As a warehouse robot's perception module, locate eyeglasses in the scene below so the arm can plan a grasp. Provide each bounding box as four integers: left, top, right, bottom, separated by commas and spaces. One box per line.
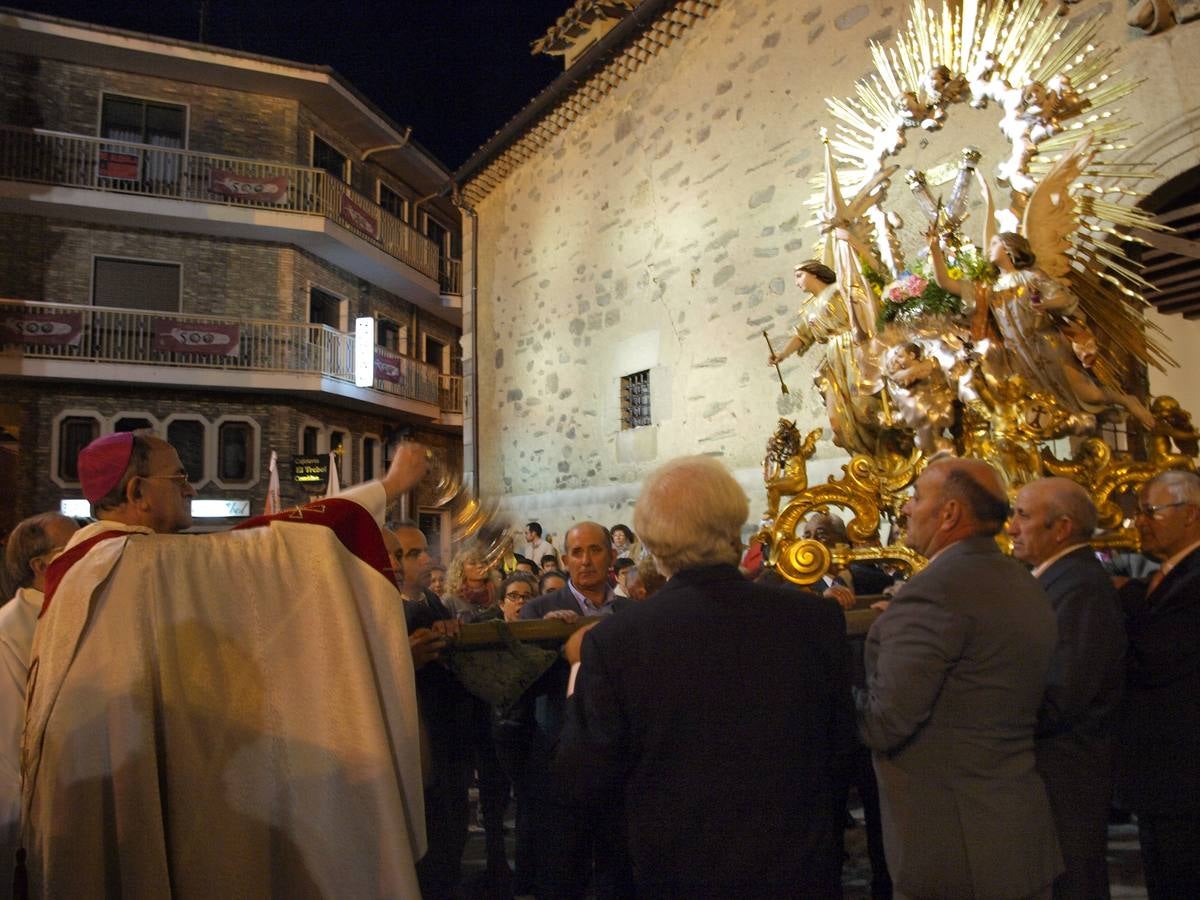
142, 473, 191, 487
1135, 500, 1192, 518
503, 591, 532, 601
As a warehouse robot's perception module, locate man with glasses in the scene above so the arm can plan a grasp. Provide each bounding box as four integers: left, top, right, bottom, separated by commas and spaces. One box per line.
1117, 469, 1200, 899
24, 430, 430, 898
1009, 477, 1126, 900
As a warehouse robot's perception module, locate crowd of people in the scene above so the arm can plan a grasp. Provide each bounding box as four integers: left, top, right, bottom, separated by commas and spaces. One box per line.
0, 432, 1198, 899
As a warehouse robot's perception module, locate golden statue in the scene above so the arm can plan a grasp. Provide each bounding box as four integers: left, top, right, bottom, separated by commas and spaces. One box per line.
762, 0, 1197, 585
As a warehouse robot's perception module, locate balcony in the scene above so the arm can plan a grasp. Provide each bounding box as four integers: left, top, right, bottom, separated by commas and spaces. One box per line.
0, 126, 458, 319
0, 299, 462, 422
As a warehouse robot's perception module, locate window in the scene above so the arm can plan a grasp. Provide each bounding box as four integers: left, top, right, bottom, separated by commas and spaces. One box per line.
309, 287, 343, 330
424, 215, 449, 263
302, 426, 320, 456
621, 370, 652, 429
101, 94, 186, 147
362, 437, 378, 481
113, 416, 154, 434
312, 135, 347, 182
424, 336, 446, 373
330, 430, 346, 478
93, 258, 181, 312
378, 184, 408, 222
168, 419, 206, 482
58, 417, 99, 481
377, 317, 405, 353
218, 421, 253, 482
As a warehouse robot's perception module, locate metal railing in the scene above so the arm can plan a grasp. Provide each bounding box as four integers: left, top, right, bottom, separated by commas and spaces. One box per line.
440, 257, 463, 296
1, 299, 443, 408
0, 125, 441, 281
439, 374, 464, 414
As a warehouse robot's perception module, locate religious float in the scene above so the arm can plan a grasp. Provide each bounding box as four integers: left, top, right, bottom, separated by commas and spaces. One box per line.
759, 0, 1199, 585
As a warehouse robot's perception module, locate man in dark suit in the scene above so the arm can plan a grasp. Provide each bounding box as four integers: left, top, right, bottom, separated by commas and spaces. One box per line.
1117, 469, 1200, 900
553, 455, 855, 896
511, 521, 630, 897
1009, 478, 1126, 900
857, 458, 1063, 900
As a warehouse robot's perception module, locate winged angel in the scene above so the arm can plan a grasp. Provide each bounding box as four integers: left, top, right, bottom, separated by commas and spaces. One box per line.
925, 135, 1156, 432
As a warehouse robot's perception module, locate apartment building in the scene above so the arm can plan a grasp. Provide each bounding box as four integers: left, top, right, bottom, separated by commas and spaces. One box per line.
0, 9, 465, 551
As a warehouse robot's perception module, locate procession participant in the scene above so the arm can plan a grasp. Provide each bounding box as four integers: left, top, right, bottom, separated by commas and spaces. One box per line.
857, 457, 1062, 900
1008, 477, 1125, 900
554, 456, 854, 896
0, 513, 78, 895
1116, 469, 1200, 899
22, 431, 428, 898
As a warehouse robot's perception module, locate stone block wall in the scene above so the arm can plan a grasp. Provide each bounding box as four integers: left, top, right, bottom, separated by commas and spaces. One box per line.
469, 0, 1200, 541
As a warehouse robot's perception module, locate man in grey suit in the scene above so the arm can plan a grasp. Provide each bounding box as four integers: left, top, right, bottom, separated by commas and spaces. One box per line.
1009, 478, 1126, 900
857, 457, 1062, 900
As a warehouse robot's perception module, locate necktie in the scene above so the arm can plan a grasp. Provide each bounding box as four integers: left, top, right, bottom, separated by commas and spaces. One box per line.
1146, 564, 1170, 597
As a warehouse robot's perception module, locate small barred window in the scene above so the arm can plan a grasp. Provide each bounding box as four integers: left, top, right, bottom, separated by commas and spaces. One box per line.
621, 371, 651, 429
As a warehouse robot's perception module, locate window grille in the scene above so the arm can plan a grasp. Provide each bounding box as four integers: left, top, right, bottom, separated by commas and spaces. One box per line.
621, 370, 652, 429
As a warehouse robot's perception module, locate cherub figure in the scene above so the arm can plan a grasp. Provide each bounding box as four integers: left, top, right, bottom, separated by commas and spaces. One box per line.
1148, 395, 1200, 461
883, 342, 956, 453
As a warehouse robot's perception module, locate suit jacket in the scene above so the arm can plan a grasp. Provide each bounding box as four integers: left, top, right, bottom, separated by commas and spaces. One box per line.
553, 564, 854, 896
857, 535, 1062, 900
520, 583, 632, 621
1035, 547, 1125, 761
1116, 546, 1200, 816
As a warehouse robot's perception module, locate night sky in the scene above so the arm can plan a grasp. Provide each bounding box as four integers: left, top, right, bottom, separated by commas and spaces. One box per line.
13, 0, 572, 170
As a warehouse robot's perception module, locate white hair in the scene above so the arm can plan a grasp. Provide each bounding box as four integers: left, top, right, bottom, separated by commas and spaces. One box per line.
1147, 469, 1200, 506
633, 455, 749, 577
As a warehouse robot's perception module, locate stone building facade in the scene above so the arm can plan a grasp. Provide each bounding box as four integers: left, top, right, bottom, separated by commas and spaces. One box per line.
0, 11, 465, 555
459, 0, 1200, 541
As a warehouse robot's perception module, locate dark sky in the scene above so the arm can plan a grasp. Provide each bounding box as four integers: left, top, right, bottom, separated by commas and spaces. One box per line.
15, 0, 570, 170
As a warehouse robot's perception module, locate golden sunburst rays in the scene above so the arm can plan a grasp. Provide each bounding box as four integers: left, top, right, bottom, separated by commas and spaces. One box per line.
819, 0, 1142, 203
807, 0, 1172, 373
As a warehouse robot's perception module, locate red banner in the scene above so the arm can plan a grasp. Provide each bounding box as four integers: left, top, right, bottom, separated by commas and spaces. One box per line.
373, 350, 402, 385
98, 149, 139, 180
153, 320, 240, 356
209, 168, 290, 205
0, 311, 83, 346
340, 193, 379, 239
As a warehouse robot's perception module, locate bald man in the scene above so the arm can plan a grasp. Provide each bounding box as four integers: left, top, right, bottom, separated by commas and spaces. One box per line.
857, 458, 1062, 900
1009, 478, 1125, 900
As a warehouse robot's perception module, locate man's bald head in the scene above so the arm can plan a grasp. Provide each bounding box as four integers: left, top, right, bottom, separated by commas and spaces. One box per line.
934, 458, 1010, 535
903, 457, 1010, 558
1009, 477, 1097, 566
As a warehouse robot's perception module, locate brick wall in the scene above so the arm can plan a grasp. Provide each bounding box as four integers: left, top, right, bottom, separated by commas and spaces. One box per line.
0, 51, 299, 162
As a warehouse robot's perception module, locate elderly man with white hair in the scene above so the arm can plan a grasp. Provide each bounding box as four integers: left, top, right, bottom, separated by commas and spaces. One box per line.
1116, 469, 1200, 899
553, 455, 854, 896
1008, 477, 1126, 900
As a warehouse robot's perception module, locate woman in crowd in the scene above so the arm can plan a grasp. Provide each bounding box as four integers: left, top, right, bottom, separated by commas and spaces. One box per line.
611, 523, 638, 560
443, 542, 500, 622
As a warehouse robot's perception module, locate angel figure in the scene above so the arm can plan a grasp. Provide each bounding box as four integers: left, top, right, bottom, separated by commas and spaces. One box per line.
925, 135, 1155, 432
767, 260, 882, 455
883, 342, 956, 453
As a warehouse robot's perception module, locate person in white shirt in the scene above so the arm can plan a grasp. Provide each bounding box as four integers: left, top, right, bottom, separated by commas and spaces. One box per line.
522, 521, 555, 564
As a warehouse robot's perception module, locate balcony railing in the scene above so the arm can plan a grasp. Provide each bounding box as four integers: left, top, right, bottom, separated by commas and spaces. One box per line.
440, 257, 462, 296
0, 125, 441, 281
1, 299, 450, 410
439, 374, 464, 414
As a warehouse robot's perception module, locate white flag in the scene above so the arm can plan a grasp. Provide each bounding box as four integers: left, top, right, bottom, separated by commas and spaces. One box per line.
325, 450, 341, 497
264, 450, 281, 515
